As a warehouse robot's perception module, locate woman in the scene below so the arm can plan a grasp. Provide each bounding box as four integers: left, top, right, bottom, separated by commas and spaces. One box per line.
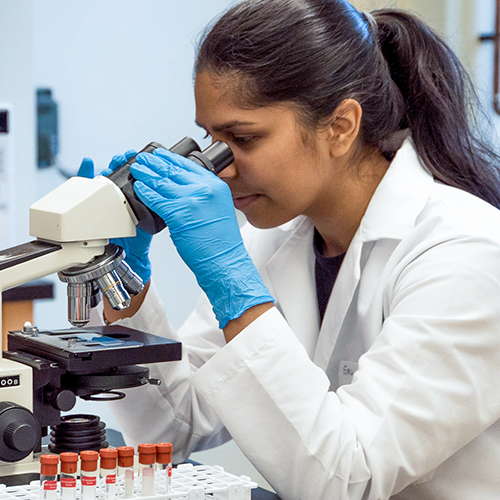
88, 0, 500, 498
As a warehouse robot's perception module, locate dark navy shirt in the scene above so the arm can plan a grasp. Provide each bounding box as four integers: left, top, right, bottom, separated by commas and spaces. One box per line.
313, 229, 345, 323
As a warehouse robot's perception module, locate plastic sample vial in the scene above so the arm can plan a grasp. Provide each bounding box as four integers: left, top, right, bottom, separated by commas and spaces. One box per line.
155, 443, 173, 493
80, 450, 99, 500
40, 454, 59, 500
100, 448, 118, 500
117, 446, 135, 499
60, 452, 78, 500
138, 444, 156, 496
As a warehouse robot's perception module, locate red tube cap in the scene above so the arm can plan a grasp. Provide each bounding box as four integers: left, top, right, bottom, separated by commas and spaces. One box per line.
80, 450, 99, 472
40, 454, 59, 476
100, 448, 118, 470
138, 443, 156, 465
117, 446, 135, 468
60, 452, 78, 474
156, 443, 172, 464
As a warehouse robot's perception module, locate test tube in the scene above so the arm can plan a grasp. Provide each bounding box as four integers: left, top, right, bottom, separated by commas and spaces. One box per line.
117, 446, 135, 499
155, 443, 173, 494
138, 444, 156, 496
100, 448, 118, 500
60, 453, 78, 500
80, 451, 99, 500
40, 454, 59, 500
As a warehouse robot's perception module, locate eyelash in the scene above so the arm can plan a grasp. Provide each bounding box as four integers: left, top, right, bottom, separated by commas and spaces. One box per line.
204, 132, 256, 147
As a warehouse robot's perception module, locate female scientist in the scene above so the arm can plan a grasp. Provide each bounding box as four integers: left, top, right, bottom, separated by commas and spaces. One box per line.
85, 0, 500, 498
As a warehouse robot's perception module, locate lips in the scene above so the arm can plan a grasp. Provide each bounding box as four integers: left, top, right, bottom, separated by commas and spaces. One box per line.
232, 194, 261, 210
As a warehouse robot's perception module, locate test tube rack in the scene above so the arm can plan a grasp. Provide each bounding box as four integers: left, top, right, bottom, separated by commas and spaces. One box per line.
0, 464, 258, 500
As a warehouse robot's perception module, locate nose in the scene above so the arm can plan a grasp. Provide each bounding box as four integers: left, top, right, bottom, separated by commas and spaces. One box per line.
217, 160, 237, 180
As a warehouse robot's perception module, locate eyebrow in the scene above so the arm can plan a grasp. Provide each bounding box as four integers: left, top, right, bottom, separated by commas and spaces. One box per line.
195, 120, 257, 133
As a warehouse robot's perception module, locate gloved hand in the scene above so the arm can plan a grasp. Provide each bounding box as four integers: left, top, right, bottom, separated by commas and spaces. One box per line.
130, 148, 274, 329
77, 151, 153, 284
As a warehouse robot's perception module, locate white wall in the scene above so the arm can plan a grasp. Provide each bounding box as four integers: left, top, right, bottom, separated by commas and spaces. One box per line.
0, 0, 37, 246
470, 0, 499, 127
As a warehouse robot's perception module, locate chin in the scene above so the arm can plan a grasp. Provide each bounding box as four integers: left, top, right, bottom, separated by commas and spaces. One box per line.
245, 212, 296, 230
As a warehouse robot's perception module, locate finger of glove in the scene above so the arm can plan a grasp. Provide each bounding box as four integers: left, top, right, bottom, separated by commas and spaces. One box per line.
134, 152, 202, 187
124, 149, 137, 160
131, 162, 198, 200
133, 180, 178, 222
78, 158, 95, 178
100, 149, 138, 177
153, 147, 213, 177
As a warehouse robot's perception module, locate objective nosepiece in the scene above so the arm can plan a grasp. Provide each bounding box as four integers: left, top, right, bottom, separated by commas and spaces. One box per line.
59, 244, 135, 325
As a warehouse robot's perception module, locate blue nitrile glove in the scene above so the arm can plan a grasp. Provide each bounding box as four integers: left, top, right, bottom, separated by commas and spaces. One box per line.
130, 148, 274, 329
77, 151, 153, 284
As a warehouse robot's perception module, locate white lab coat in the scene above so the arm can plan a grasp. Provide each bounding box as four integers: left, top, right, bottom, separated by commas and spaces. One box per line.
107, 139, 500, 499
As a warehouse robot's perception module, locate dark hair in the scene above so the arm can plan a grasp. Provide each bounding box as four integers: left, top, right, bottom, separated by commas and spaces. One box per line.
195, 0, 500, 208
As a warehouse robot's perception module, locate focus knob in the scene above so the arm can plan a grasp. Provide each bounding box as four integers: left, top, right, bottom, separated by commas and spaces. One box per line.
4, 421, 38, 452
0, 401, 40, 462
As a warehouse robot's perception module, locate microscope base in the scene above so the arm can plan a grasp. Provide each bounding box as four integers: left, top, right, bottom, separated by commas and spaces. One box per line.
0, 453, 41, 486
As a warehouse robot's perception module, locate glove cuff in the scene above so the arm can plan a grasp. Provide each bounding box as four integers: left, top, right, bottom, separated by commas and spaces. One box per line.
197, 252, 274, 329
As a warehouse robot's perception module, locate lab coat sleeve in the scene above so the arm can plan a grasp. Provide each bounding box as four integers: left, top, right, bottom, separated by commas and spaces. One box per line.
191, 234, 500, 499
105, 281, 231, 463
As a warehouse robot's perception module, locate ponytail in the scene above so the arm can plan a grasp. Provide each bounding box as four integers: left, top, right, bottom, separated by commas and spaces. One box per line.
373, 9, 500, 208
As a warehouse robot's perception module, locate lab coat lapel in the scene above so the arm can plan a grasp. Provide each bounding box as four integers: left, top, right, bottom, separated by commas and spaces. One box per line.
313, 232, 363, 370
314, 138, 435, 372
266, 218, 320, 357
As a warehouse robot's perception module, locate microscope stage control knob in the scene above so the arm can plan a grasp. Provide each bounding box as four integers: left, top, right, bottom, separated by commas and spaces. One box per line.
47, 388, 77, 412
0, 401, 40, 462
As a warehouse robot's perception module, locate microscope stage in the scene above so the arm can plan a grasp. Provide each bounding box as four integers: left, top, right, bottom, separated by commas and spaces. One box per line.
6, 325, 181, 373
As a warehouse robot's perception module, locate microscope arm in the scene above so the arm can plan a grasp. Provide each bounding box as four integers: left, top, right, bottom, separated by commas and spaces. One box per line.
0, 240, 108, 296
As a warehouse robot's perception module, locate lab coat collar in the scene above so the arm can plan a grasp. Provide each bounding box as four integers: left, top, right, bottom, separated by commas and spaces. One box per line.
358, 137, 434, 242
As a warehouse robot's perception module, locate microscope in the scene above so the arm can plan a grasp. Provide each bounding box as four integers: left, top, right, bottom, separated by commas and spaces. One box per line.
0, 138, 233, 483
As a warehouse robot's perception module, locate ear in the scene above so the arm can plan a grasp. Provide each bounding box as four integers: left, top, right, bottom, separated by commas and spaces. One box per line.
325, 99, 362, 157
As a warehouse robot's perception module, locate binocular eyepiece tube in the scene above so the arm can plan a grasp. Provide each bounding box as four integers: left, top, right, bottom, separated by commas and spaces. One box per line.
108, 136, 234, 235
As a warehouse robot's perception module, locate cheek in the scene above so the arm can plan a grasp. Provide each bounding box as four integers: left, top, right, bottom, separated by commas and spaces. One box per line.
233, 136, 325, 217
265, 153, 322, 203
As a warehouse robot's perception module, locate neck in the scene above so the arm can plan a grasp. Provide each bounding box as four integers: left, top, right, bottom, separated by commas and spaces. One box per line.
311, 149, 389, 258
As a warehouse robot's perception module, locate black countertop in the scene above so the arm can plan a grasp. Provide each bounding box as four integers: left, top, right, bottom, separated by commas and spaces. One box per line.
2, 279, 54, 302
